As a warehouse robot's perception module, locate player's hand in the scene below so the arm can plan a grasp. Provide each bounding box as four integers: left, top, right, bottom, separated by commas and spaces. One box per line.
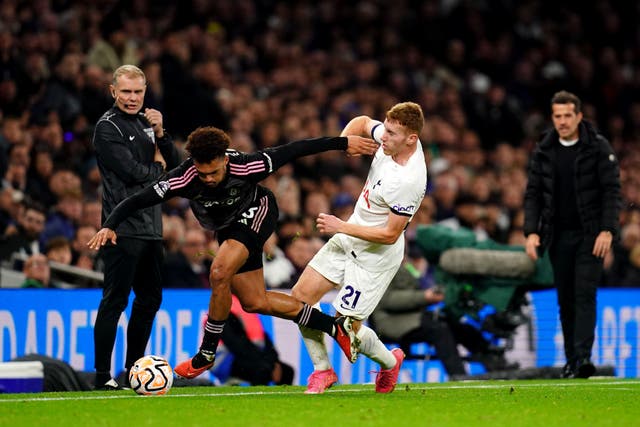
424, 288, 445, 304
87, 228, 118, 250
144, 108, 164, 138
316, 213, 343, 235
593, 230, 613, 258
525, 233, 540, 261
345, 135, 378, 157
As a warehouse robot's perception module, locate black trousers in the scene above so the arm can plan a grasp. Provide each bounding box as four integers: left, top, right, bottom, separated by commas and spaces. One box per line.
402, 312, 467, 376
94, 238, 164, 378
549, 229, 602, 363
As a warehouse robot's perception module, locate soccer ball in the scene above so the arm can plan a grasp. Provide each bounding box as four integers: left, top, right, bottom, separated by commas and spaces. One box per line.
129, 355, 174, 396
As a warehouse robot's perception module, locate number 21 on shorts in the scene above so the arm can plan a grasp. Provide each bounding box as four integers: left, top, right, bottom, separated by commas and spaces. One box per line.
340, 285, 361, 310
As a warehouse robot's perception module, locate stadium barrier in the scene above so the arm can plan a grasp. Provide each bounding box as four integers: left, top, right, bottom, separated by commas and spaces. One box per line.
0, 288, 638, 385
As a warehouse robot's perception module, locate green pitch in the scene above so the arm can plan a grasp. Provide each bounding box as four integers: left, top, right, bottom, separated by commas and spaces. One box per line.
1, 379, 639, 427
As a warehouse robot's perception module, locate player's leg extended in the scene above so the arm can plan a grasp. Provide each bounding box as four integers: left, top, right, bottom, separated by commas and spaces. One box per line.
175, 239, 248, 379
335, 264, 404, 393
292, 267, 338, 363
232, 267, 340, 342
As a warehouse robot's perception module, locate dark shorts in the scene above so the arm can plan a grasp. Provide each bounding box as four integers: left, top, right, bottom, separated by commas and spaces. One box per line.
216, 192, 278, 273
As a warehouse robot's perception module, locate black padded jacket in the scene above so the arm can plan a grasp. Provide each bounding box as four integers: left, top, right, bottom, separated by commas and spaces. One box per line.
92, 105, 181, 239
523, 120, 621, 251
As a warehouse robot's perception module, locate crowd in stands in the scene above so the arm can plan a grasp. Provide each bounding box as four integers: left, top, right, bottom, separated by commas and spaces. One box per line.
1, 0, 639, 289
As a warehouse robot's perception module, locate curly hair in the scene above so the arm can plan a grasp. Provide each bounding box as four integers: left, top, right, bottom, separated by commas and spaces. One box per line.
185, 126, 230, 163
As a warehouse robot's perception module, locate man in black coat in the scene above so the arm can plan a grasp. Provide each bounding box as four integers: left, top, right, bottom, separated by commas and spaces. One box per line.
523, 90, 621, 379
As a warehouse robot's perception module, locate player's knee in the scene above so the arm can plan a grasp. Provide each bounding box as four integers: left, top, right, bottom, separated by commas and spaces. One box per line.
290, 284, 311, 303
239, 297, 269, 314
209, 263, 233, 287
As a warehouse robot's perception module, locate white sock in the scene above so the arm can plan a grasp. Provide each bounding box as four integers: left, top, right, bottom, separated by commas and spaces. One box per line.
357, 325, 396, 369
299, 325, 332, 371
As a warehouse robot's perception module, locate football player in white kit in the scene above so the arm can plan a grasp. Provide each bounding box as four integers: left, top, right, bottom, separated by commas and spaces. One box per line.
291, 102, 427, 393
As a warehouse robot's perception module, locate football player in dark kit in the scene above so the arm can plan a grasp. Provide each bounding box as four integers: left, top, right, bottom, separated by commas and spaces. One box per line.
88, 126, 378, 379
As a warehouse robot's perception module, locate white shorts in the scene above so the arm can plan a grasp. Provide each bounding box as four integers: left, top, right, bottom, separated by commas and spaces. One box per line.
308, 236, 401, 320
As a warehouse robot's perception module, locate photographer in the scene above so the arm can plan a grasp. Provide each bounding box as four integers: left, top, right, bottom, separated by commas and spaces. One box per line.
370, 263, 468, 377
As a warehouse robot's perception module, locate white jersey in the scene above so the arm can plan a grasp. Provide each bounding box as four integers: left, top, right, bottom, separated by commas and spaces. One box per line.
337, 120, 427, 270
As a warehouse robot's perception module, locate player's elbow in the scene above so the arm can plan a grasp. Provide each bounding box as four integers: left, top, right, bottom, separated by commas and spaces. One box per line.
380, 231, 402, 245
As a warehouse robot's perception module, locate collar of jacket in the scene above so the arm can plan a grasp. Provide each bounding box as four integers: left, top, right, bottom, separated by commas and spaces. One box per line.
111, 104, 142, 120
538, 120, 599, 149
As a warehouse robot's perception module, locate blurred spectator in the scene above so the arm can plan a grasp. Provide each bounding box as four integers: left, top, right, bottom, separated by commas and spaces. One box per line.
80, 200, 103, 231
21, 253, 52, 289
45, 236, 72, 265
162, 228, 211, 289
0, 199, 46, 262
80, 65, 113, 125
370, 265, 469, 377
603, 222, 640, 286
618, 244, 640, 287
432, 171, 459, 221
162, 214, 186, 255
0, 185, 21, 235
281, 235, 323, 289
30, 53, 84, 129
71, 225, 100, 272
331, 192, 355, 221
86, 27, 139, 73
276, 215, 306, 242
263, 233, 296, 290
25, 148, 56, 209
47, 169, 82, 203
40, 189, 83, 247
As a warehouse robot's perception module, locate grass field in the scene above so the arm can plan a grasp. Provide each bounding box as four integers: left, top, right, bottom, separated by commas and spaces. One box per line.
1, 379, 639, 427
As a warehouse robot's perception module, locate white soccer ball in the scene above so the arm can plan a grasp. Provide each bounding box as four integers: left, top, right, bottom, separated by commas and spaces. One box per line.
129, 355, 174, 396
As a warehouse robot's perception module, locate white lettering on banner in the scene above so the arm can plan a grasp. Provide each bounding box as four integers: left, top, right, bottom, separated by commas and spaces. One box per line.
197, 310, 207, 350
554, 319, 564, 367
0, 310, 17, 360
176, 309, 192, 363
601, 307, 617, 367
25, 311, 37, 355
617, 306, 640, 377
153, 310, 171, 360
112, 315, 128, 375
46, 311, 64, 360
618, 307, 630, 375
70, 311, 87, 370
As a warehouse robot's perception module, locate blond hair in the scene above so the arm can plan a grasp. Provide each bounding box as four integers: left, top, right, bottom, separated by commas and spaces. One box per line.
112, 64, 146, 86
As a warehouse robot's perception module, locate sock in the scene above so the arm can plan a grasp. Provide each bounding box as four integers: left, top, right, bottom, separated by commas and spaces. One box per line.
294, 303, 335, 335
192, 318, 225, 368
357, 325, 396, 369
299, 325, 332, 371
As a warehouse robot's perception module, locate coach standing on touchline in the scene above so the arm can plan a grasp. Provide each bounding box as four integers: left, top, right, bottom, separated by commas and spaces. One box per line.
92, 64, 181, 390
523, 90, 621, 379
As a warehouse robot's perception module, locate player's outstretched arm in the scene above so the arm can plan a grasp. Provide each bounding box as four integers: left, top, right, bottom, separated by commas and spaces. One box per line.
344, 135, 378, 157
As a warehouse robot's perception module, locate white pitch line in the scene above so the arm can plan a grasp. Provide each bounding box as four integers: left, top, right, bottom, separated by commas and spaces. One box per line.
1, 380, 639, 403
